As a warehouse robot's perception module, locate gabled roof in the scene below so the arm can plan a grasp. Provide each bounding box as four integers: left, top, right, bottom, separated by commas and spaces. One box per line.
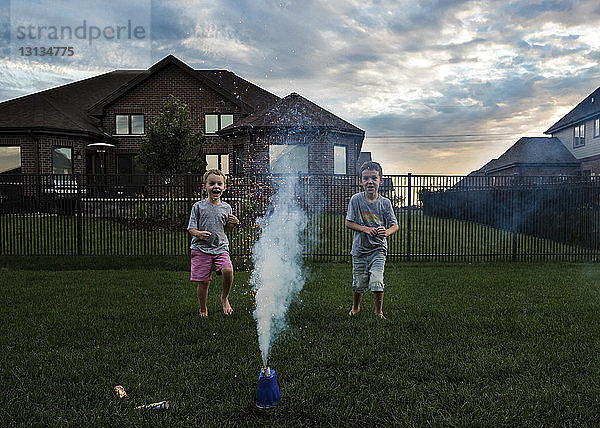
545, 86, 600, 134
88, 55, 275, 116
0, 55, 279, 139
470, 137, 579, 175
196, 70, 279, 113
0, 70, 138, 139
219, 92, 364, 136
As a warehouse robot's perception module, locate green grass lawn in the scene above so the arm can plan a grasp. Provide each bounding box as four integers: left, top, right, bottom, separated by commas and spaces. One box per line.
2, 262, 600, 426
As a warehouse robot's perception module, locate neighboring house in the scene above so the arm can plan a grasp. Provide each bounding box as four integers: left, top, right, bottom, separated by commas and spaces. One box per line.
0, 55, 364, 183
545, 86, 600, 174
468, 137, 581, 177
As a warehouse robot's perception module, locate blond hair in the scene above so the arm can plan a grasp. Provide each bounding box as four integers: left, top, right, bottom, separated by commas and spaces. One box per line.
203, 169, 226, 184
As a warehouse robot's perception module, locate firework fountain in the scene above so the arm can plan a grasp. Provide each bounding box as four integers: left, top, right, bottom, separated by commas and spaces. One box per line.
251, 147, 308, 408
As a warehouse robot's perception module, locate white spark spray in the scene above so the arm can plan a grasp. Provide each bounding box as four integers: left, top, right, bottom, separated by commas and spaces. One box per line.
251, 153, 308, 364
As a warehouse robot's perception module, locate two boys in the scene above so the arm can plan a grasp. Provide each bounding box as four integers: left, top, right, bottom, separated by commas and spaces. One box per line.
188, 161, 397, 319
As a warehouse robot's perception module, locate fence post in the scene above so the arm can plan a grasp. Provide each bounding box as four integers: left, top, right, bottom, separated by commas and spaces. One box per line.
511, 179, 518, 261
76, 173, 82, 255
407, 173, 412, 261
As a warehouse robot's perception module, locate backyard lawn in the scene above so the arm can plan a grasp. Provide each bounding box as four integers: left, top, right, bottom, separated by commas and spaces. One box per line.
2, 261, 600, 426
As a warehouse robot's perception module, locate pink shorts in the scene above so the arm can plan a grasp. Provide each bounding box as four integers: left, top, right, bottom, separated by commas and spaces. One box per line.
190, 250, 233, 282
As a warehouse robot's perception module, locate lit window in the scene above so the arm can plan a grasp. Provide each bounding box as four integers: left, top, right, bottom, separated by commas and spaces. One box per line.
269, 144, 308, 173
116, 115, 129, 134
0, 146, 21, 174
206, 154, 229, 174
115, 114, 144, 135
205, 115, 219, 134
595, 118, 599, 138
52, 147, 72, 174
205, 114, 234, 134
574, 124, 585, 148
221, 114, 233, 129
334, 145, 347, 174
131, 115, 144, 134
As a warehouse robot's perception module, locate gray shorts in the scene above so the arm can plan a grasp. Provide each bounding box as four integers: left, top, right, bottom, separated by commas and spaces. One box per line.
352, 252, 386, 293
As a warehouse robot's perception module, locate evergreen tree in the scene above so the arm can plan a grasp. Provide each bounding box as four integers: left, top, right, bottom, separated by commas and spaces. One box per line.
137, 95, 205, 175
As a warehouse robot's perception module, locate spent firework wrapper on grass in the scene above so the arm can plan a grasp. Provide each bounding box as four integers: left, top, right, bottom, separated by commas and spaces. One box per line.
113, 385, 128, 399
256, 367, 280, 409
135, 401, 170, 410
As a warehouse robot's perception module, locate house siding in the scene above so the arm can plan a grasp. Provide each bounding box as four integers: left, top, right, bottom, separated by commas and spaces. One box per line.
554, 116, 600, 160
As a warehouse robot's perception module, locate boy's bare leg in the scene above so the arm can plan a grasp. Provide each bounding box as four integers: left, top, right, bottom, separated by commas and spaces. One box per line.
350, 292, 363, 315
220, 268, 234, 315
373, 291, 385, 318
196, 281, 210, 316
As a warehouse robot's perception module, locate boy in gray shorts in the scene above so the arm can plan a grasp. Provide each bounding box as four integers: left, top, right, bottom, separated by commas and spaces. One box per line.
345, 161, 399, 319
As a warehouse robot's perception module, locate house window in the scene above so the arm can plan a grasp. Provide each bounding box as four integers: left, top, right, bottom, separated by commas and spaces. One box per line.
0, 146, 21, 174
233, 145, 244, 175
334, 145, 347, 175
52, 147, 72, 174
269, 144, 308, 174
115, 114, 144, 135
574, 124, 585, 148
206, 154, 229, 174
595, 118, 599, 138
205, 114, 234, 134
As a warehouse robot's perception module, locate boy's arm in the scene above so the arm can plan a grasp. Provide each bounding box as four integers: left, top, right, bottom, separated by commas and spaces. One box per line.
224, 214, 239, 233
381, 199, 399, 237
345, 219, 379, 237
384, 224, 399, 237
188, 228, 211, 240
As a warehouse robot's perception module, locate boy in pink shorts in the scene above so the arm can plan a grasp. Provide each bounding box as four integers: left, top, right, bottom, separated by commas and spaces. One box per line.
188, 169, 239, 316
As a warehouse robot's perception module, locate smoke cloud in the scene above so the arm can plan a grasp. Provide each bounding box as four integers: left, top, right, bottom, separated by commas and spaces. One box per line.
251, 153, 308, 364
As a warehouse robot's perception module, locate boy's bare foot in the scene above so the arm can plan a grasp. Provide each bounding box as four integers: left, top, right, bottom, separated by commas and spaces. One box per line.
199, 309, 208, 317
222, 298, 233, 315
376, 312, 386, 319
349, 308, 360, 316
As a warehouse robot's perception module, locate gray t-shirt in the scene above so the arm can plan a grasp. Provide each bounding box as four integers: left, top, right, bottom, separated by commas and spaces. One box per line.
346, 192, 398, 256
187, 200, 232, 254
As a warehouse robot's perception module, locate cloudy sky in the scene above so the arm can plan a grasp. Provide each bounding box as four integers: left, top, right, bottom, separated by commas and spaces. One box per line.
1, 0, 600, 174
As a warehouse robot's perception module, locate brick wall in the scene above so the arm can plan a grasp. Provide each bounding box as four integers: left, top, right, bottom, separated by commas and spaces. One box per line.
102, 63, 242, 174
0, 134, 87, 175
235, 128, 360, 175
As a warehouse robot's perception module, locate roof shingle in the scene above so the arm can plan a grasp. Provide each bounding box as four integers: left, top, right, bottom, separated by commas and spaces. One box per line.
546, 86, 600, 134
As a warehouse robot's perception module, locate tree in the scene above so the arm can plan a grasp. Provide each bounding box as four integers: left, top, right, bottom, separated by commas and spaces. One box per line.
136, 95, 206, 175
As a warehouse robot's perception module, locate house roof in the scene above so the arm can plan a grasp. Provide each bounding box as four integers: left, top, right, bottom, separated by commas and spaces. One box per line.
0, 55, 279, 139
87, 55, 278, 116
470, 137, 580, 175
545, 85, 600, 134
219, 92, 364, 136
196, 70, 279, 113
0, 70, 139, 139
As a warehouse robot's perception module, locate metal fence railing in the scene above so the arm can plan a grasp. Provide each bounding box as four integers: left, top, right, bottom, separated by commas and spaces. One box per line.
1, 173, 599, 262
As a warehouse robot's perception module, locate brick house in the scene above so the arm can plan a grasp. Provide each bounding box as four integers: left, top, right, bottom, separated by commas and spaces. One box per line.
544, 85, 600, 175
468, 86, 600, 177
0, 55, 364, 182
468, 137, 581, 177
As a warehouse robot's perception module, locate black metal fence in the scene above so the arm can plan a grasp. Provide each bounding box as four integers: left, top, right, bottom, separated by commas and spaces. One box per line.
1, 173, 599, 262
